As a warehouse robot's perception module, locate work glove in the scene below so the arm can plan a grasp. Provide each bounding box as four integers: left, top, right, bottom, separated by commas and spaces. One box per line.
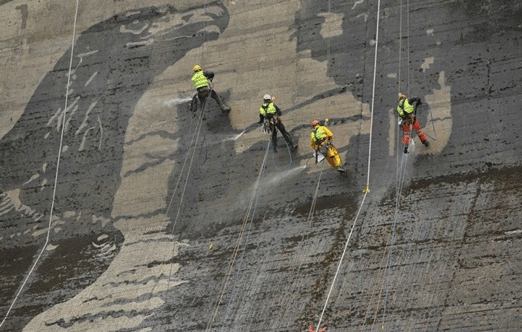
397, 117, 402, 126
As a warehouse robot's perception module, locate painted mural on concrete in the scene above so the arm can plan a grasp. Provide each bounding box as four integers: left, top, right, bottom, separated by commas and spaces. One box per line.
0, 3, 229, 331
1, 0, 522, 331
293, 0, 522, 161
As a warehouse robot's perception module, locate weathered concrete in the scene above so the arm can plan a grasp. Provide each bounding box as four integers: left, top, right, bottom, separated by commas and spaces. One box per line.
1, 0, 522, 331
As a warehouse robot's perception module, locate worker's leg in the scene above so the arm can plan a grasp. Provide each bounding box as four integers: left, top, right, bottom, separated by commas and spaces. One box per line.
412, 119, 428, 144
190, 93, 198, 112
402, 123, 411, 146
402, 123, 411, 153
276, 122, 296, 148
210, 90, 231, 112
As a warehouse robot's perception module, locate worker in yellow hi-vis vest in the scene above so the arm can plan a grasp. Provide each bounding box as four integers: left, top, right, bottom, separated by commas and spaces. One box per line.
258, 94, 297, 152
310, 119, 345, 173
190, 64, 230, 113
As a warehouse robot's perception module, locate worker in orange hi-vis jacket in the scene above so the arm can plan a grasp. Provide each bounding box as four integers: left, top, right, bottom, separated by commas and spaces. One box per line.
396, 92, 429, 154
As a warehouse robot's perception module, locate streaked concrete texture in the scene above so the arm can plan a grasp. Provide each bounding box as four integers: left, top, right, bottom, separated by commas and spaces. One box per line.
1, 0, 521, 331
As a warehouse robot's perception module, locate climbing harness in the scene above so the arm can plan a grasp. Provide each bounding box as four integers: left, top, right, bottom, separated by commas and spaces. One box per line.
192, 81, 214, 121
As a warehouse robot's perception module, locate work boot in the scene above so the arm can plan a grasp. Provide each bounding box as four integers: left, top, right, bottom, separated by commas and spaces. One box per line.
221, 105, 231, 113
422, 140, 430, 147
336, 166, 346, 174
404, 146, 408, 154
217, 99, 230, 113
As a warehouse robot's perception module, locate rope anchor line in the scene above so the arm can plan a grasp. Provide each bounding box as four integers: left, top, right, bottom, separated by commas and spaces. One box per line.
312, 0, 381, 329
0, 0, 81, 328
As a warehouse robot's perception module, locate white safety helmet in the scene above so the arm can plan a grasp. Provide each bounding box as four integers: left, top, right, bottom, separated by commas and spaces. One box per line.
263, 94, 272, 101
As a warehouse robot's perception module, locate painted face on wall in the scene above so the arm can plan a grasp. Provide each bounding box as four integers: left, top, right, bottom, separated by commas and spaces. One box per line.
0, 3, 230, 331
0, 2, 230, 248
293, 0, 522, 158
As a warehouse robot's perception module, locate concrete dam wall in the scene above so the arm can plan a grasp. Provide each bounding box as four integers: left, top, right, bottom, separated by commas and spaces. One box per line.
1, 0, 521, 331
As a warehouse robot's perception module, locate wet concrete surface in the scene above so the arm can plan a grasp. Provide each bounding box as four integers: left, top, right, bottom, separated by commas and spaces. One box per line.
1, 0, 522, 331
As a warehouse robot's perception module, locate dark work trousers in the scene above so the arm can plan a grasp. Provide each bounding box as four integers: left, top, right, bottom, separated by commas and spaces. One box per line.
271, 120, 294, 151
191, 86, 229, 112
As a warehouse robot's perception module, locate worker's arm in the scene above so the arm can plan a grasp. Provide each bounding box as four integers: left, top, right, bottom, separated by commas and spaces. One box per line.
203, 70, 215, 81
310, 138, 318, 150
409, 97, 422, 106
323, 126, 334, 141
274, 104, 282, 116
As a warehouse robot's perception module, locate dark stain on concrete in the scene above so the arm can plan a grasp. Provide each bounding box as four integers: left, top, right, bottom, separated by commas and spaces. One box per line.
15, 4, 28, 30
0, 232, 122, 331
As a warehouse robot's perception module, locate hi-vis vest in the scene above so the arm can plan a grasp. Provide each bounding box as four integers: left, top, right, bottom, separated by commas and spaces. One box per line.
310, 126, 332, 148
397, 98, 414, 118
259, 102, 277, 116
191, 71, 208, 89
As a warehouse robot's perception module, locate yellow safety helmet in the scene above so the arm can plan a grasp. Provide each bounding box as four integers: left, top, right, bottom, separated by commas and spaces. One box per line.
193, 64, 202, 72
398, 93, 407, 100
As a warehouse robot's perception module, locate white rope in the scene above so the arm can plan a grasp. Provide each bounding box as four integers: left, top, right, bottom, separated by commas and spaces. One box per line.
205, 140, 271, 332
313, 0, 382, 330
398, 0, 403, 96
164, 104, 206, 233
309, 165, 324, 227
270, 162, 326, 331
364, 0, 380, 191
164, 99, 207, 292
315, 191, 369, 331
378, 1, 413, 328
407, 0, 411, 96
0, 0, 80, 327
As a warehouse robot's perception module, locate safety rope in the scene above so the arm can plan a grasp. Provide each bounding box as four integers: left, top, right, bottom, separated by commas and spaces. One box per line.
312, 0, 381, 330
378, 0, 414, 329
218, 142, 270, 332
164, 99, 208, 289
164, 95, 207, 235
271, 136, 293, 171
205, 140, 271, 332
424, 106, 439, 141
210, 1, 293, 327
406, 0, 411, 96
0, 0, 80, 328
315, 192, 370, 331
270, 162, 326, 331
380, 151, 409, 328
